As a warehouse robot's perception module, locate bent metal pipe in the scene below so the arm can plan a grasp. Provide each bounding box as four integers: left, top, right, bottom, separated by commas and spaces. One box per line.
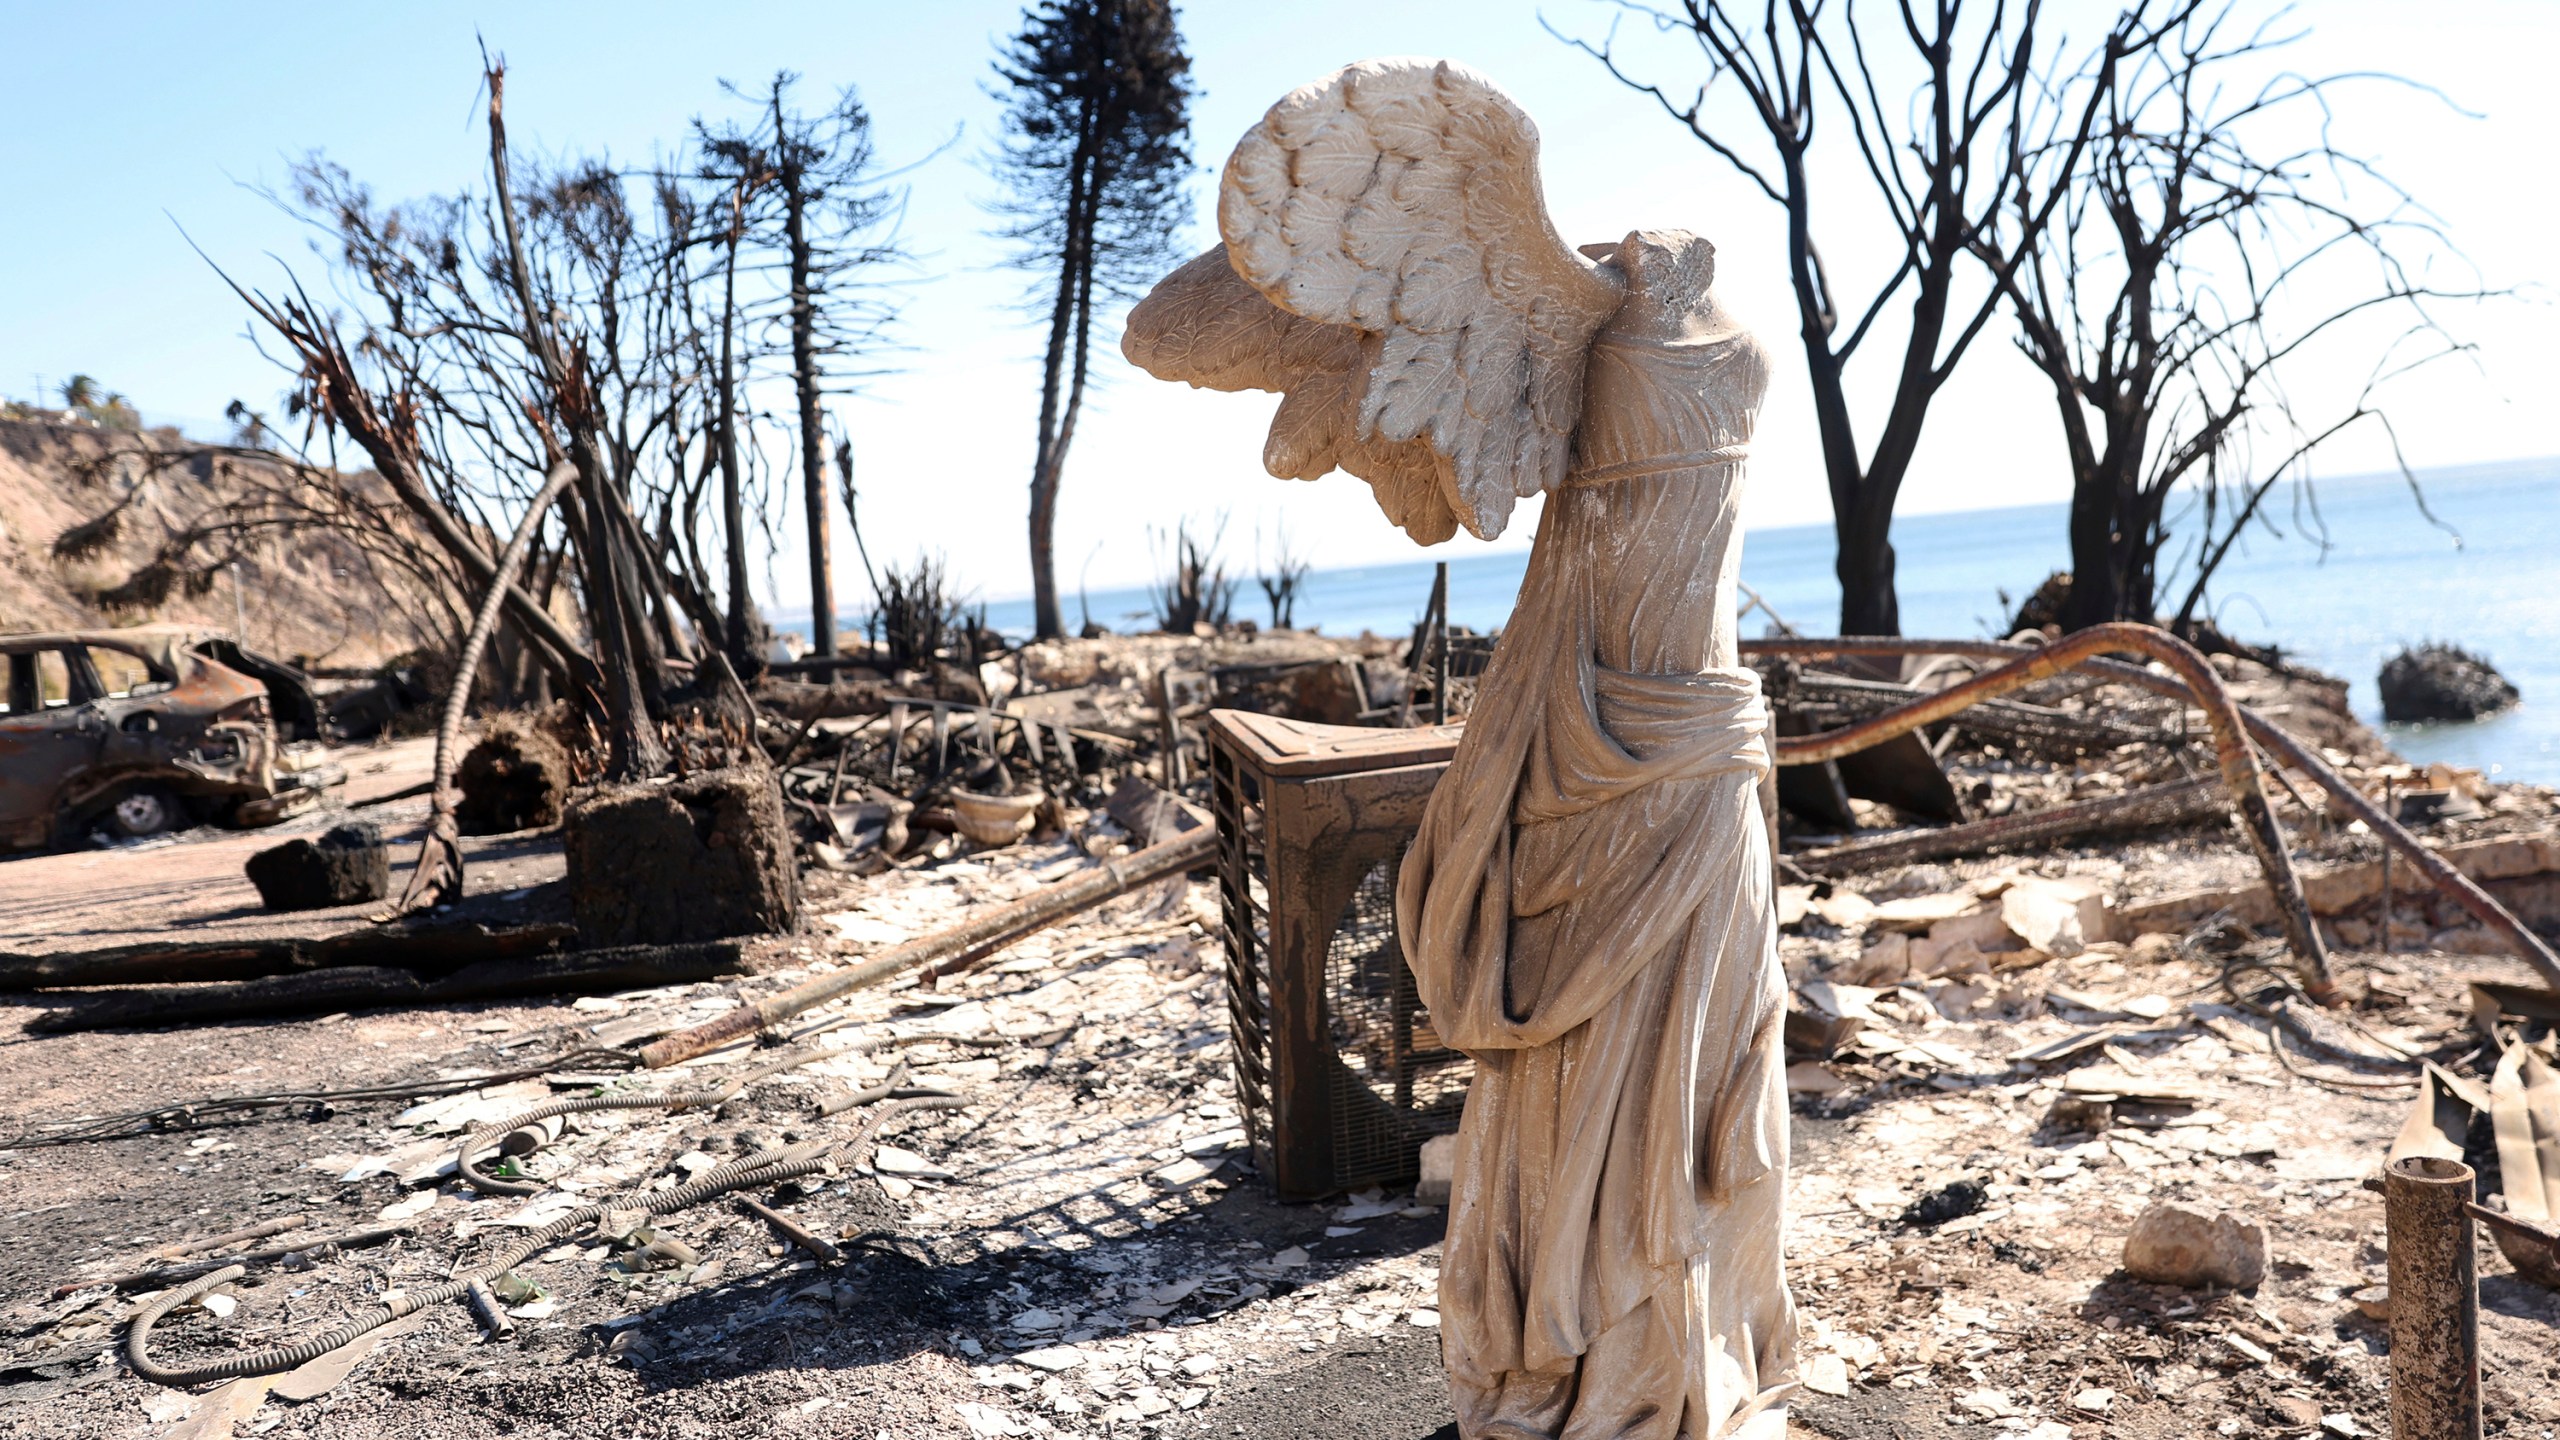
1742, 626, 2560, 997
1746, 624, 2333, 998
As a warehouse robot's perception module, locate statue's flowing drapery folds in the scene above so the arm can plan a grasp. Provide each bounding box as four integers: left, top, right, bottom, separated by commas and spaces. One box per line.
1399, 284, 1794, 1437
1122, 57, 1795, 1440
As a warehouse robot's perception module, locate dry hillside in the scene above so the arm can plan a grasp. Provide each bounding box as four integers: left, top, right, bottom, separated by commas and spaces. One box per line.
0, 416, 439, 667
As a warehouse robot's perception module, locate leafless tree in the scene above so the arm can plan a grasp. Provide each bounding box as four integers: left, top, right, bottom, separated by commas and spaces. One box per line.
212, 60, 756, 782
1152, 517, 1234, 634
1562, 0, 2190, 635
691, 74, 911, 661
1256, 522, 1312, 632
1988, 5, 2487, 632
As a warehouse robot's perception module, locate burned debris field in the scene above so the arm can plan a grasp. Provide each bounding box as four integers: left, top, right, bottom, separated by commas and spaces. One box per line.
5, 3, 2559, 1437
0, 620, 2552, 1440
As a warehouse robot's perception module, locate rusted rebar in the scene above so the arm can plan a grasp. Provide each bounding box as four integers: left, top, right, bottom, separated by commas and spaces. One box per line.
2384, 1155, 2482, 1440
1746, 624, 2333, 996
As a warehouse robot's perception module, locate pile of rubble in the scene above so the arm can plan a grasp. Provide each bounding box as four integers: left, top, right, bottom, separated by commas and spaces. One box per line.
748, 628, 1414, 876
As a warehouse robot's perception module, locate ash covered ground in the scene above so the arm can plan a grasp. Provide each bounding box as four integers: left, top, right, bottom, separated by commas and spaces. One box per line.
0, 640, 2555, 1439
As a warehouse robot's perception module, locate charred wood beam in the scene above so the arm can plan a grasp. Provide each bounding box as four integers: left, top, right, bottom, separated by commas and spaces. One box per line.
639, 828, 1215, 1067
0, 922, 577, 992
25, 941, 745, 1033
1798, 774, 2222, 874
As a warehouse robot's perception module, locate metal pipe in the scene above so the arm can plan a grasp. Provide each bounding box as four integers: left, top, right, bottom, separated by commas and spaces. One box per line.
637, 828, 1216, 1068
1739, 634, 2560, 992
463, 1278, 516, 1340
738, 1195, 841, 1263
1748, 624, 2333, 996
2384, 1155, 2482, 1440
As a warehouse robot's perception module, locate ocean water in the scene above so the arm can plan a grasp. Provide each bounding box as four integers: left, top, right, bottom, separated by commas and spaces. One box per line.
808, 459, 2560, 784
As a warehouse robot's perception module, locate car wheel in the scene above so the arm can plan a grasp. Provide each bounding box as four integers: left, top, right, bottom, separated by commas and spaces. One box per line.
102, 787, 185, 840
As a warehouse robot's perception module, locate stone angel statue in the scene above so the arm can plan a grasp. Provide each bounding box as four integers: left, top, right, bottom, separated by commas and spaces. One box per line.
1124, 58, 1794, 1440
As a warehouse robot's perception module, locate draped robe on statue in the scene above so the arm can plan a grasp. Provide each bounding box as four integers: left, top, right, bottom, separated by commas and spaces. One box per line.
1397, 240, 1796, 1440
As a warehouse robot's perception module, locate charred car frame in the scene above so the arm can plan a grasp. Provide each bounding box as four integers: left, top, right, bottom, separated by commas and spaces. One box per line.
0, 626, 343, 849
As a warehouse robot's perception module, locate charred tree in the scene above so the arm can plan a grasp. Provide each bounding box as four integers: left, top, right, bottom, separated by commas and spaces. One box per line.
734, 77, 907, 663
1990, 6, 2484, 631
1565, 1, 2177, 635
696, 139, 773, 669
992, 0, 1194, 640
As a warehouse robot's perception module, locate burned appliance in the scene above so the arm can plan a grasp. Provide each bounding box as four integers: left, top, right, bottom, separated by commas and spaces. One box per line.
1203, 709, 1474, 1200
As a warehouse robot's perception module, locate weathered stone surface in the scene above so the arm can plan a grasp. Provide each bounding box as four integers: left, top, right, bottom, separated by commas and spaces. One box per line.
2000, 876, 2111, 957
563, 766, 798, 946
245, 822, 390, 912
2121, 1201, 2267, 1289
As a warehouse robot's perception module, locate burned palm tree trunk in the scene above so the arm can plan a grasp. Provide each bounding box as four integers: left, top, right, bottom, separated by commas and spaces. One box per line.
486, 64, 666, 781
393, 461, 579, 915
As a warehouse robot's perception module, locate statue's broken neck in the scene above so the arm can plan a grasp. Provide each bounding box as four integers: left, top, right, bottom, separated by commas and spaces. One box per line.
1584, 228, 1746, 351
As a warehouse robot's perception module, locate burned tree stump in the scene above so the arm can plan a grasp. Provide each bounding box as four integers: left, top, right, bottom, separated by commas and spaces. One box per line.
562, 766, 798, 946
456, 713, 574, 834
2379, 644, 2519, 723
244, 823, 390, 912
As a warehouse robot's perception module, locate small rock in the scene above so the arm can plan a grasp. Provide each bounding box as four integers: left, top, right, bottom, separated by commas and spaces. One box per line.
2121, 1201, 2267, 1289
2071, 1387, 2114, 1413
2271, 1396, 2323, 1428
1014, 1345, 1085, 1372
1800, 1353, 1851, 1396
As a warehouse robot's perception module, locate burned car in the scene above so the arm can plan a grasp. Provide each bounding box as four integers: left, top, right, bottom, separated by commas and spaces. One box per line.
0, 626, 344, 849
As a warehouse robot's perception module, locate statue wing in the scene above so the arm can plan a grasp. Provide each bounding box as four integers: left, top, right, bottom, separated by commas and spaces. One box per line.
1219, 58, 1625, 541
1124, 244, 1468, 545
1122, 59, 1624, 543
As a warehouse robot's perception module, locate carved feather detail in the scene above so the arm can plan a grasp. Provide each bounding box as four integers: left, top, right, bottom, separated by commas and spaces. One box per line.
1124, 245, 1464, 545
1126, 58, 1624, 544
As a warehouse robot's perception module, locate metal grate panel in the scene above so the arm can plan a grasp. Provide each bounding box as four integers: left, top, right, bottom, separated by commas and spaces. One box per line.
1321, 846, 1469, 1184
1201, 709, 1471, 1199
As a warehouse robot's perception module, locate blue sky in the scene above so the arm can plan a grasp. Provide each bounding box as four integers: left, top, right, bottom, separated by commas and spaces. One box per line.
2, 2, 2550, 608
